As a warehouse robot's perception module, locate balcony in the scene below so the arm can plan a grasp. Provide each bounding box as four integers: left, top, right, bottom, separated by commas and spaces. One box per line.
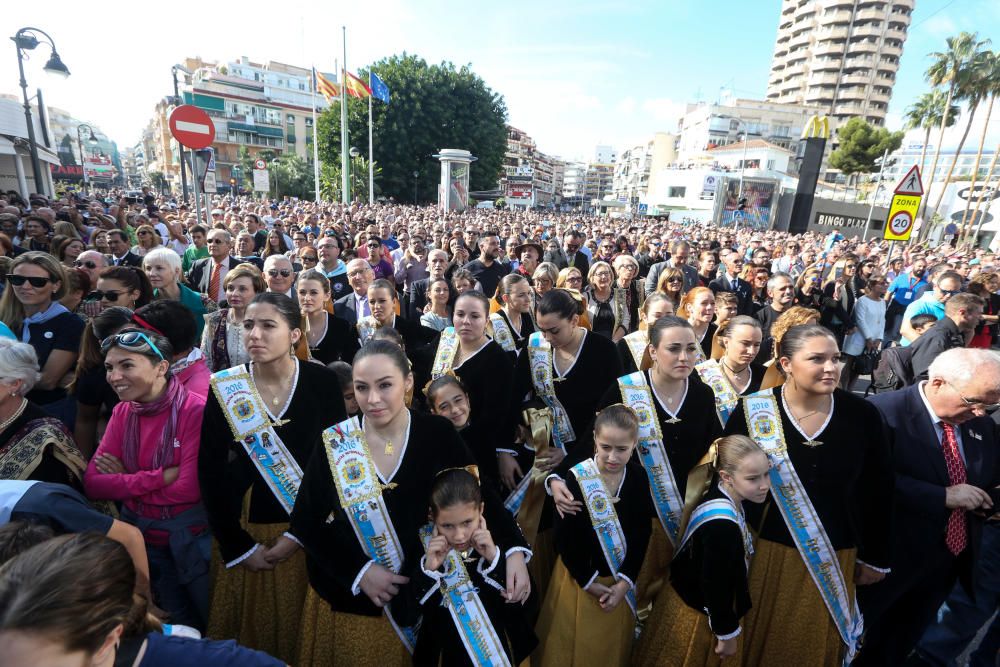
821, 9, 853, 24
805, 89, 834, 106
835, 103, 867, 116
820, 26, 849, 40
888, 9, 911, 25
821, 0, 854, 10
838, 86, 868, 102
812, 57, 842, 72
882, 43, 903, 57
856, 7, 887, 21
870, 90, 891, 104
844, 56, 875, 69
842, 72, 873, 86
789, 31, 812, 50
885, 26, 907, 41
808, 72, 841, 86
851, 25, 883, 40
813, 41, 846, 58
846, 40, 879, 56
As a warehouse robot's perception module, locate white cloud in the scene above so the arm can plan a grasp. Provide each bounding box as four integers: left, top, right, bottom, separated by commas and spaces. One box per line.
616, 97, 638, 114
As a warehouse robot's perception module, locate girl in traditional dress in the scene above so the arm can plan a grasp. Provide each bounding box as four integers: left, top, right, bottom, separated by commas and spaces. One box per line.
616, 292, 674, 375
359, 279, 434, 352
297, 269, 359, 364
552, 316, 722, 612
491, 273, 535, 361
289, 340, 531, 667
201, 263, 264, 373
695, 316, 765, 428
759, 306, 820, 390
426, 290, 515, 492
512, 289, 623, 596
197, 293, 346, 663
420, 277, 452, 332
633, 435, 770, 666
723, 324, 892, 666
399, 467, 538, 666
681, 287, 717, 360
535, 404, 652, 667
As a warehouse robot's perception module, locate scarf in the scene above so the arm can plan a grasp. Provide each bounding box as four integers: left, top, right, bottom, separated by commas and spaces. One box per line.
122, 375, 188, 475
20, 302, 70, 343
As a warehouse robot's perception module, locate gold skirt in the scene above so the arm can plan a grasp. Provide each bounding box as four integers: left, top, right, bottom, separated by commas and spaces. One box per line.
319, 609, 412, 667
534, 557, 635, 667
206, 522, 309, 665
633, 582, 741, 667
740, 538, 857, 667
634, 519, 673, 615
527, 528, 556, 604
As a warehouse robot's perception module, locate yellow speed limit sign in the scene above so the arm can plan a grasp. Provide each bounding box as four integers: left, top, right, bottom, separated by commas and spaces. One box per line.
883, 165, 923, 242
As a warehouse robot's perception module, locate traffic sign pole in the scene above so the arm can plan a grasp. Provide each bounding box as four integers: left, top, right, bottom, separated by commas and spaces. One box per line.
883, 165, 923, 243
189, 152, 201, 225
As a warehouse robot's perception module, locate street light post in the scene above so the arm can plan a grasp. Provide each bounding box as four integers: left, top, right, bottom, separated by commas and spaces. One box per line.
270, 158, 281, 199
12, 27, 70, 198
75, 124, 98, 194
171, 66, 190, 201
413, 170, 419, 205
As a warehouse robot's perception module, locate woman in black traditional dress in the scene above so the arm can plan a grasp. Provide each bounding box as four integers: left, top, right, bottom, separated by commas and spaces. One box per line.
289, 341, 532, 666
297, 269, 359, 364
197, 293, 346, 664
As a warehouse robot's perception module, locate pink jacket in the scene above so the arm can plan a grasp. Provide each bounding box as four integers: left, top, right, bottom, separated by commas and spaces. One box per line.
84, 389, 206, 537
175, 358, 210, 399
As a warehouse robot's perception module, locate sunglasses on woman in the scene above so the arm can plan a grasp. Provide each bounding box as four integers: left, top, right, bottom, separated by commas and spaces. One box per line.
101, 331, 166, 361
88, 290, 125, 302
300, 255, 318, 263
6, 275, 52, 288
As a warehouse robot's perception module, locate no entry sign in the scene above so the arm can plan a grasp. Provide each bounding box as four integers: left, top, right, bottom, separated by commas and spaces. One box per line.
168, 105, 216, 150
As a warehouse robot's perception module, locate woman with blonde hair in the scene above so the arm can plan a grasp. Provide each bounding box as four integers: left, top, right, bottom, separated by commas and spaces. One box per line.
584, 261, 629, 341
532, 262, 559, 298
201, 263, 265, 373
131, 224, 162, 257
556, 266, 584, 291
655, 266, 685, 310
613, 254, 642, 334
760, 306, 820, 390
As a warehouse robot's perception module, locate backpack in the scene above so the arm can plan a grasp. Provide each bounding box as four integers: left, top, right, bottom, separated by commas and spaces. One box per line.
868, 345, 915, 395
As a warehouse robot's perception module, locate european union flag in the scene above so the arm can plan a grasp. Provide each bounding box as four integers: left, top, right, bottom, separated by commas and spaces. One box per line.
370, 71, 390, 104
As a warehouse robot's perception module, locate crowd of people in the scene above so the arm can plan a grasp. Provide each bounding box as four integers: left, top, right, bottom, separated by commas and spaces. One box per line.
0, 183, 997, 667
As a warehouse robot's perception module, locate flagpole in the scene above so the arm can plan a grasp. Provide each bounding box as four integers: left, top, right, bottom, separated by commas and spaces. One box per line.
368, 72, 374, 205
311, 67, 321, 203
341, 26, 349, 205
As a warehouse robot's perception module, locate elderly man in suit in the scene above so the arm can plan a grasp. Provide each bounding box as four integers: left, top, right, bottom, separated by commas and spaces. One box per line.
186, 229, 236, 304
106, 230, 143, 268
709, 250, 753, 314
644, 240, 700, 296
857, 348, 1000, 666
333, 258, 374, 325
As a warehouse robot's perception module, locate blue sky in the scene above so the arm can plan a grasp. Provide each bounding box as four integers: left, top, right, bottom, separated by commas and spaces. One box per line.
4, 0, 998, 160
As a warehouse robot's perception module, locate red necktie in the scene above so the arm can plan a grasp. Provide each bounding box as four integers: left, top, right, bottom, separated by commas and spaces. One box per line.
209, 263, 222, 302
940, 422, 968, 556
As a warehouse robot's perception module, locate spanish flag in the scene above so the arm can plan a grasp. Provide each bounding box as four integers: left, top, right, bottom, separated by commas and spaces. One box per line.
344, 71, 372, 99
314, 68, 341, 102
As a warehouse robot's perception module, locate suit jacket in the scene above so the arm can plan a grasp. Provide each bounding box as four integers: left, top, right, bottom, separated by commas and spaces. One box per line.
107, 251, 142, 268
186, 256, 237, 296
545, 249, 590, 276
708, 273, 754, 315
644, 259, 700, 296
334, 291, 364, 325
868, 384, 1000, 581
910, 317, 966, 382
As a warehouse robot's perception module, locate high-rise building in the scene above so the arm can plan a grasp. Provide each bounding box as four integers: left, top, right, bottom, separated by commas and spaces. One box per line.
613, 132, 678, 202
766, 0, 913, 133
500, 125, 563, 207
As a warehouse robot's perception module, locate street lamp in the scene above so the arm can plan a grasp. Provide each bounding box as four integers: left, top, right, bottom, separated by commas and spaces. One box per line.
413, 170, 419, 205
12, 27, 70, 197
75, 124, 98, 194
349, 147, 360, 202
231, 165, 242, 197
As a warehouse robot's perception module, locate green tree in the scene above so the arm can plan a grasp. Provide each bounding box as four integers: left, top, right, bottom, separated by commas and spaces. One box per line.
960, 50, 1000, 237
271, 153, 313, 200
828, 118, 904, 176
904, 91, 959, 184
919, 31, 991, 232
317, 53, 507, 203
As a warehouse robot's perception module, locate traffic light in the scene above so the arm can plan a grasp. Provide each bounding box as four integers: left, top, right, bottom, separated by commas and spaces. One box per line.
738, 198, 748, 212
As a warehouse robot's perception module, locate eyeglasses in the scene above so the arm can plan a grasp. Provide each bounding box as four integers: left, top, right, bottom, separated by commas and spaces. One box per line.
207, 238, 227, 244
593, 271, 612, 278
940, 289, 961, 296
89, 289, 124, 301
6, 275, 52, 288
946, 381, 1000, 411
268, 269, 292, 278
666, 277, 683, 283
348, 269, 369, 277
101, 331, 166, 361
300, 255, 318, 263
74, 260, 99, 269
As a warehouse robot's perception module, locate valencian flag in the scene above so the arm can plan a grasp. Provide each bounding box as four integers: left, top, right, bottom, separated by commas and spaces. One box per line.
344, 71, 372, 99
313, 69, 341, 101
370, 72, 390, 104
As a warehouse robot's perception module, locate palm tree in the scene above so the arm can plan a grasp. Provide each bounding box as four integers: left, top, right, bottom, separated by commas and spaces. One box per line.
918, 32, 991, 238
960, 51, 1000, 239
969, 144, 1000, 243
903, 91, 958, 182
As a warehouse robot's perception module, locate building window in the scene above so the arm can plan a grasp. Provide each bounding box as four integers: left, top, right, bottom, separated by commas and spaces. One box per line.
287, 114, 295, 123
668, 186, 686, 198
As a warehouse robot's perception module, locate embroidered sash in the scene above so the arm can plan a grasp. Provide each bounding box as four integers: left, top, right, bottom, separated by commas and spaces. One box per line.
743, 391, 863, 659
617, 372, 685, 546
677, 498, 753, 570
527, 333, 575, 451
322, 416, 418, 652
695, 359, 740, 427
357, 315, 379, 344
418, 525, 512, 667
622, 331, 649, 371
210, 366, 303, 514
488, 313, 517, 353
570, 459, 637, 616
431, 327, 460, 378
